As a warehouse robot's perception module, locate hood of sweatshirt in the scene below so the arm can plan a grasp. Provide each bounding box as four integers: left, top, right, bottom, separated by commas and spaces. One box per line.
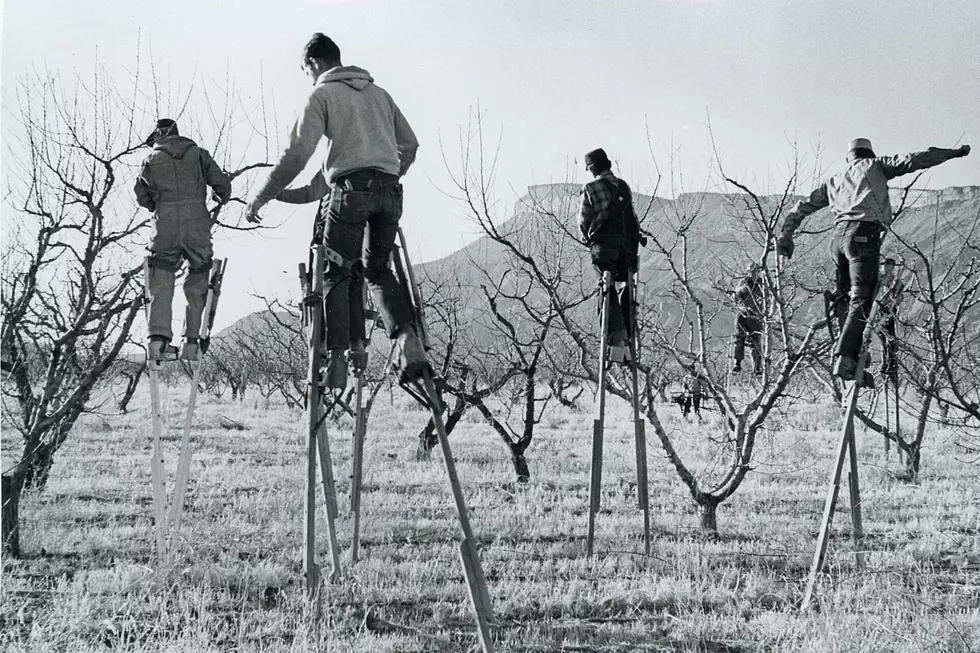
153, 135, 197, 159
316, 66, 374, 91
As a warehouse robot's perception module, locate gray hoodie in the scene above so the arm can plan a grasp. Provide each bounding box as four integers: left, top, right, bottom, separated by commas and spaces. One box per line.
251, 66, 419, 205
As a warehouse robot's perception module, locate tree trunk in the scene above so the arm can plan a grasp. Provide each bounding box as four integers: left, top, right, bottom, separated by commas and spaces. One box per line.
2, 473, 20, 558
415, 399, 467, 462
511, 452, 530, 483
905, 443, 921, 480
117, 365, 145, 413
698, 500, 719, 534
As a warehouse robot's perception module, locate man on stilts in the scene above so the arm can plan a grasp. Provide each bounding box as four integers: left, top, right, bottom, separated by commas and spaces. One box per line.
579, 148, 645, 364
777, 138, 970, 386
731, 263, 764, 375
244, 33, 423, 385
136, 118, 231, 360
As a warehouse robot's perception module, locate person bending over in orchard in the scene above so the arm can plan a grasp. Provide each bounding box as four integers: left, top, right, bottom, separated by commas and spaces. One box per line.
777, 138, 970, 386
136, 118, 231, 361
243, 33, 420, 390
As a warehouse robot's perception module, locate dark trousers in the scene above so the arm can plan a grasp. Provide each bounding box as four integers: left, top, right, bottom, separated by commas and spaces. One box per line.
830, 221, 881, 361
319, 170, 413, 350
681, 393, 702, 416
591, 244, 636, 340
733, 314, 763, 370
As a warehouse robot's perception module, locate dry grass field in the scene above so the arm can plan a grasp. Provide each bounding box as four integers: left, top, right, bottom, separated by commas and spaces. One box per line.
2, 380, 978, 652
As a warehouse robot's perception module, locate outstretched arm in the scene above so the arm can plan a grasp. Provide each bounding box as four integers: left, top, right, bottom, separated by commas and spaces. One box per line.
276, 171, 329, 204
248, 93, 327, 209
776, 183, 828, 258
878, 145, 970, 179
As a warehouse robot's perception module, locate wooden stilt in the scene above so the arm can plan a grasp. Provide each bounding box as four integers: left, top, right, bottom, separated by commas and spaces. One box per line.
802, 351, 869, 610
628, 270, 651, 555
587, 271, 612, 557
167, 259, 226, 562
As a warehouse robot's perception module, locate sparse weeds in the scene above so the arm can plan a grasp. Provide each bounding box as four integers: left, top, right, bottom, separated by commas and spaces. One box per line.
1, 385, 978, 652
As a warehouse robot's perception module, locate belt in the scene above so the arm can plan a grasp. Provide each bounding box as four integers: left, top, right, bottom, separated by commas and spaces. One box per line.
333, 169, 399, 187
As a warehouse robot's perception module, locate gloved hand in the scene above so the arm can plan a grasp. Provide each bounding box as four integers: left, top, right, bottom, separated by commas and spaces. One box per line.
776, 235, 795, 259
957, 144, 971, 157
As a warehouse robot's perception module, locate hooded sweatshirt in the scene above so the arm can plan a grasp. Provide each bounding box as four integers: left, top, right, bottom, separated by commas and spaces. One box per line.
251, 66, 419, 205
134, 135, 231, 221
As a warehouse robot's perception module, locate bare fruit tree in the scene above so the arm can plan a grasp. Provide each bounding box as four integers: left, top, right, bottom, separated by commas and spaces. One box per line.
0, 59, 270, 556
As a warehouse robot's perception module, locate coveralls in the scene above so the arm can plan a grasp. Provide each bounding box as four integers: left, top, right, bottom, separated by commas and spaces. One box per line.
135, 135, 231, 342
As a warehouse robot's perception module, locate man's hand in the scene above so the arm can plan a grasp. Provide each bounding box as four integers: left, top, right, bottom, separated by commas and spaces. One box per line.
210, 191, 226, 205
958, 144, 971, 157
776, 235, 795, 259
243, 201, 264, 224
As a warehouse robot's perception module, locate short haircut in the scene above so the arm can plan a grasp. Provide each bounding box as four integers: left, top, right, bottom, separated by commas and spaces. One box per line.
303, 33, 341, 63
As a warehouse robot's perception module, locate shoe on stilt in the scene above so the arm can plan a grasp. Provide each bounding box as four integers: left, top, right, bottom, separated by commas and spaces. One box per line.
732, 363, 743, 374
396, 328, 429, 384
833, 355, 875, 389
179, 339, 200, 361
320, 348, 349, 391
147, 336, 170, 362
348, 340, 368, 376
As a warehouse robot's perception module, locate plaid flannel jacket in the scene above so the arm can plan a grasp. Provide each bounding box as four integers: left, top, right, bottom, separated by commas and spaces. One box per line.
579, 171, 635, 243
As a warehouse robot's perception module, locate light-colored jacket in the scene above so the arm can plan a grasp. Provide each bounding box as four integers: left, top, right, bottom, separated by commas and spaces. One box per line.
251, 66, 418, 205
134, 136, 231, 221
781, 147, 963, 238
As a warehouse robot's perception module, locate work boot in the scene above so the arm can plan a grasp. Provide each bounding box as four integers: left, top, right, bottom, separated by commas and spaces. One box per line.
833, 355, 875, 389
348, 340, 368, 376
396, 328, 429, 383
147, 337, 169, 362
321, 348, 348, 391
179, 340, 200, 361
732, 363, 743, 374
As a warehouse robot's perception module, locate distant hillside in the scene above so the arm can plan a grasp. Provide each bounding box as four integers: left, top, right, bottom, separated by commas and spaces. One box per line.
223, 185, 980, 352
416, 183, 980, 343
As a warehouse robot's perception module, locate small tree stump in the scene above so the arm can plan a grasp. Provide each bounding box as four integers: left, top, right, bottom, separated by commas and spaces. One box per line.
2, 473, 21, 558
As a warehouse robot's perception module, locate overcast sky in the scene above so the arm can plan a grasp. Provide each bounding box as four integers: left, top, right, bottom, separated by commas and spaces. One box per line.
3, 0, 978, 330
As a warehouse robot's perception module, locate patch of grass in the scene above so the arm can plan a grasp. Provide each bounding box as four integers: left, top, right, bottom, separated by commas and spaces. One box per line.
2, 382, 978, 652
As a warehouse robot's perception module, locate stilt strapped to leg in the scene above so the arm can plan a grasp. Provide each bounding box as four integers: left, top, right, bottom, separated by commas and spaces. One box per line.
587, 269, 651, 556
384, 228, 495, 653
802, 286, 896, 610
144, 257, 227, 564
297, 246, 342, 596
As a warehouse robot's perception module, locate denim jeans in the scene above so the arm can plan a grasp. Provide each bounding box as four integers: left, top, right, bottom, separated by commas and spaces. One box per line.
830, 220, 881, 360
591, 243, 637, 340
320, 170, 413, 350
